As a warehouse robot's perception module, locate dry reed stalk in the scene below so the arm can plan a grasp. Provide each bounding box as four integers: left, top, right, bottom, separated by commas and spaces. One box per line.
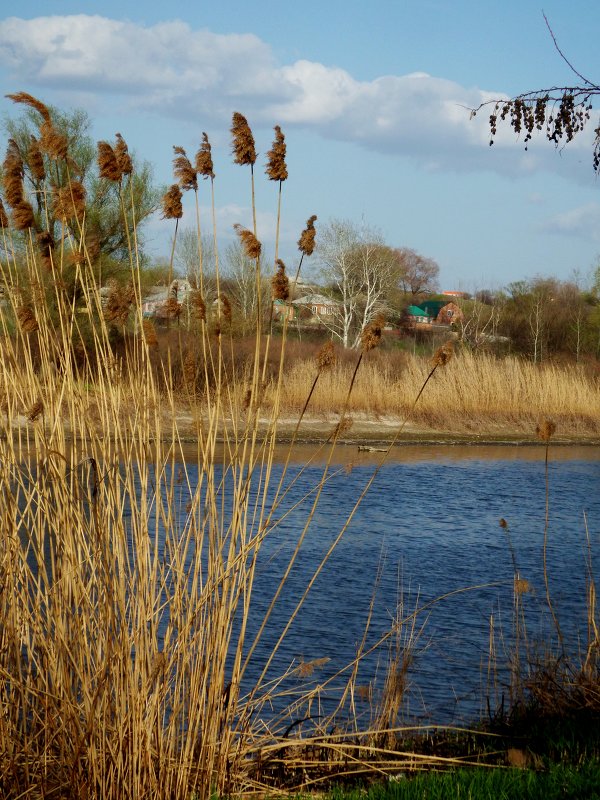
104, 282, 136, 326
271, 259, 289, 301
2, 138, 25, 208
0, 100, 525, 800
97, 140, 122, 181
16, 305, 39, 333
233, 223, 261, 259
231, 112, 256, 166
11, 199, 35, 230
52, 180, 86, 221
173, 146, 197, 191
0, 198, 9, 228
39, 120, 69, 160
114, 133, 133, 176
28, 135, 46, 181
142, 318, 158, 346
161, 184, 183, 219
265, 125, 288, 182
537, 418, 564, 652
195, 132, 214, 179
298, 214, 317, 257
36, 230, 54, 271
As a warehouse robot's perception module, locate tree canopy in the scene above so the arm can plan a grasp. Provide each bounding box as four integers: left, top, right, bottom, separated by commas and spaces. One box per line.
1, 92, 161, 282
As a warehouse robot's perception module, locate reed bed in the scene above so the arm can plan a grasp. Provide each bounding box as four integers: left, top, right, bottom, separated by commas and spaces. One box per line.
0, 97, 460, 799
0, 95, 597, 800
269, 351, 600, 434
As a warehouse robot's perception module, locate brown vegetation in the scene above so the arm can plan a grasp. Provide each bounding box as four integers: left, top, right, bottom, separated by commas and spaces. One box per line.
0, 95, 598, 800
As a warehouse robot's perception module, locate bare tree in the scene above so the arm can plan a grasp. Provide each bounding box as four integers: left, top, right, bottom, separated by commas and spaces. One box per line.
458, 295, 502, 350
222, 239, 269, 331
394, 247, 440, 297
174, 227, 216, 296
317, 219, 400, 348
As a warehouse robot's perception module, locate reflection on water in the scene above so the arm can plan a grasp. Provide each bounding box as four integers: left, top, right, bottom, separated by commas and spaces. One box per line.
171, 443, 600, 723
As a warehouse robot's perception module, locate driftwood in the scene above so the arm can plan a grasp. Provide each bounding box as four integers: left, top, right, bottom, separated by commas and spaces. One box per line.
357, 445, 388, 453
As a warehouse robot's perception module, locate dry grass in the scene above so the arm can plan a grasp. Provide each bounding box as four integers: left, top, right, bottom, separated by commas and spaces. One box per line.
1, 98, 596, 800
268, 350, 600, 435
0, 103, 457, 799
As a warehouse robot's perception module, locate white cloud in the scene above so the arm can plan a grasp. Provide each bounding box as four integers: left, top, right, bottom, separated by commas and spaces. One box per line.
0, 14, 594, 177
541, 202, 600, 241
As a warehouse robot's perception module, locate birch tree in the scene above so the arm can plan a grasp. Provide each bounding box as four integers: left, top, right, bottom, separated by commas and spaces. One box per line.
317, 219, 400, 348
222, 239, 269, 332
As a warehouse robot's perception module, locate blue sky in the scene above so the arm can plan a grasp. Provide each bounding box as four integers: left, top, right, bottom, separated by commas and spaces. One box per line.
1, 1, 600, 291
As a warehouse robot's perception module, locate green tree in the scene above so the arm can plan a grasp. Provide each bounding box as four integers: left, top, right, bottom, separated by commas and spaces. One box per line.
1, 94, 161, 288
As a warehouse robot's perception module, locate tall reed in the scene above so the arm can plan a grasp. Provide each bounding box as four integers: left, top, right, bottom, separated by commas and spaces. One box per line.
0, 99, 459, 798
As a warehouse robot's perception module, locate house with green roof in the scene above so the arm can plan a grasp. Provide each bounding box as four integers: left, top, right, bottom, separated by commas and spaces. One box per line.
403, 300, 463, 329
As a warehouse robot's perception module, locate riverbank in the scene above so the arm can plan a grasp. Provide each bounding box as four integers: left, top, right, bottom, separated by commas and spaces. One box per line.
169, 409, 600, 447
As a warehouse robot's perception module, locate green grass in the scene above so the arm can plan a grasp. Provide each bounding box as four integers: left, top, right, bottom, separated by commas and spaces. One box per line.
327, 761, 600, 800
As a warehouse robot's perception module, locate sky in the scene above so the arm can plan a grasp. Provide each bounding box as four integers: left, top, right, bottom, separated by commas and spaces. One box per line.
1, 1, 600, 292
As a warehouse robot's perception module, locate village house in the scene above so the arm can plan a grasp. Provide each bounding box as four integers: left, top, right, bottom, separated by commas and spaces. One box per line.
403, 299, 464, 329
141, 279, 193, 318
291, 293, 341, 322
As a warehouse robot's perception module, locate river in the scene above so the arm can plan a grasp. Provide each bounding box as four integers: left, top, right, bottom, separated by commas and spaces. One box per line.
172, 442, 600, 726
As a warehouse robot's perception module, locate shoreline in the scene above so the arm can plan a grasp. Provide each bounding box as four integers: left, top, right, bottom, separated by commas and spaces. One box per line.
171, 411, 600, 447
5, 410, 600, 450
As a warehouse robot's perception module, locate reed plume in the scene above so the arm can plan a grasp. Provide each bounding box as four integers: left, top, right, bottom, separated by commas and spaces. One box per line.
190, 290, 206, 321
220, 294, 232, 324
28, 136, 46, 181
361, 315, 384, 352
16, 305, 39, 333
6, 91, 51, 124
173, 146, 197, 191
6, 93, 68, 160
431, 340, 454, 368
39, 121, 69, 160
231, 112, 256, 166
37, 231, 55, 271
0, 199, 8, 229
114, 133, 133, 176
163, 296, 182, 320
536, 419, 557, 442
26, 400, 44, 422
272, 259, 289, 301
265, 125, 288, 182
162, 185, 183, 219
97, 141, 122, 182
183, 350, 197, 388
316, 340, 336, 371
104, 282, 136, 326
3, 138, 25, 208
195, 132, 214, 179
333, 414, 354, 437
142, 318, 158, 346
298, 214, 317, 256
12, 200, 35, 230
52, 181, 86, 221
233, 223, 261, 259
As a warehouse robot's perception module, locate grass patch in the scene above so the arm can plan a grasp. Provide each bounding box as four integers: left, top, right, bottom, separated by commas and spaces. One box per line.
327, 761, 600, 800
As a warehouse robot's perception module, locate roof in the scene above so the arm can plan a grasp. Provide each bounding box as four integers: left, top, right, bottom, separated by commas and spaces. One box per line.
418, 300, 451, 316
406, 305, 429, 317
292, 293, 340, 306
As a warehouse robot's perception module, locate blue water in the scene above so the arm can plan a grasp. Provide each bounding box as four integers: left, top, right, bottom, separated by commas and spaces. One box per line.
162, 444, 600, 726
